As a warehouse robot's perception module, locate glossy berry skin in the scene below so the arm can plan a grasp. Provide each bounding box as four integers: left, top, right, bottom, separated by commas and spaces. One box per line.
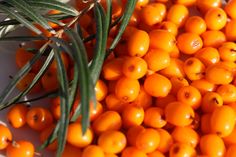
148, 150, 165, 157
218, 42, 236, 62
82, 145, 104, 157
144, 107, 166, 128
102, 58, 124, 81
160, 58, 185, 78
122, 105, 144, 128
224, 0, 236, 19
95, 79, 108, 101
217, 84, 236, 104
156, 128, 173, 153
225, 144, 236, 157
121, 147, 147, 157
6, 140, 34, 157
126, 125, 145, 146
185, 16, 206, 35
195, 47, 220, 67
201, 92, 223, 113
0, 124, 12, 150
225, 19, 236, 41
170, 77, 189, 95
169, 143, 196, 157
7, 104, 29, 128
158, 21, 178, 36
196, 0, 221, 13
201, 30, 226, 48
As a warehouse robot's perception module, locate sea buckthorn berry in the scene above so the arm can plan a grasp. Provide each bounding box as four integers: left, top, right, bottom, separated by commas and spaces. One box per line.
136, 128, 160, 153
211, 105, 236, 137
201, 30, 226, 48
144, 73, 172, 97
98, 130, 127, 154
6, 140, 34, 157
140, 3, 166, 26
224, 0, 236, 19
183, 57, 205, 81
160, 58, 185, 78
167, 4, 189, 27
200, 134, 225, 157
177, 32, 203, 55
144, 107, 166, 128
177, 85, 202, 109
156, 128, 173, 153
165, 101, 195, 126
67, 123, 93, 147
122, 26, 139, 40
133, 86, 153, 110
62, 144, 82, 157
7, 104, 29, 128
40, 125, 57, 150
223, 126, 236, 145
157, 21, 178, 36
26, 107, 53, 131
127, 125, 145, 146
105, 94, 125, 113
127, 29, 149, 57
92, 111, 122, 134
155, 94, 177, 109
185, 16, 206, 35
169, 143, 196, 157
169, 45, 180, 58
148, 150, 165, 157
95, 79, 108, 101
89, 102, 103, 122
115, 76, 140, 102
218, 42, 236, 62
82, 145, 104, 157
144, 49, 170, 72
225, 145, 236, 157
201, 113, 212, 134
201, 92, 223, 113
172, 126, 199, 148
196, 0, 221, 13
48, 52, 69, 73
128, 10, 140, 26
121, 147, 147, 157
204, 8, 227, 31
190, 112, 200, 130
17, 72, 42, 94
217, 84, 236, 104
41, 70, 59, 92
149, 29, 176, 52
173, 0, 196, 6
195, 47, 220, 67
122, 105, 144, 128
122, 57, 148, 79
225, 20, 236, 41
134, 0, 149, 9
0, 124, 12, 150
170, 77, 189, 95
205, 64, 233, 85
191, 79, 217, 95
105, 154, 118, 157
102, 58, 124, 81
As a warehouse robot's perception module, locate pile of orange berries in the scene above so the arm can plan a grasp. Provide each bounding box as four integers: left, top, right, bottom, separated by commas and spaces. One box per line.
2, 0, 236, 156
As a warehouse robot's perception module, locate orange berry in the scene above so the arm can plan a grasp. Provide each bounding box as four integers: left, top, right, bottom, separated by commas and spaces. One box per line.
41, 70, 59, 92
144, 49, 170, 72
155, 94, 177, 109
121, 147, 147, 157
225, 144, 236, 157
95, 79, 108, 101
169, 45, 180, 58
115, 76, 140, 102
48, 52, 69, 73
170, 77, 189, 94
26, 107, 53, 131
183, 57, 205, 81
134, 0, 149, 9
82, 145, 104, 157
98, 130, 127, 154
40, 125, 57, 150
62, 144, 82, 157
144, 73, 172, 97
102, 58, 124, 80
92, 111, 122, 134
201, 30, 226, 48
140, 3, 166, 26
105, 94, 126, 113
177, 32, 203, 55
156, 128, 174, 153
144, 107, 167, 128
223, 125, 236, 145
172, 126, 199, 148
185, 16, 207, 35
173, 0, 196, 6
122, 57, 148, 79
6, 140, 34, 157
157, 21, 178, 36
191, 79, 217, 95
122, 105, 144, 128
195, 47, 220, 67
133, 86, 153, 110
225, 20, 236, 41
201, 113, 212, 134
204, 8, 227, 31
104, 154, 118, 157
167, 4, 189, 27
201, 92, 223, 113
211, 105, 236, 137
200, 134, 225, 157
0, 124, 12, 150
218, 42, 236, 62
224, 0, 236, 19
177, 85, 202, 109
7, 104, 28, 128
160, 58, 185, 78
169, 143, 196, 157
149, 29, 176, 52
127, 29, 150, 57
196, 0, 221, 13
217, 84, 236, 104
127, 125, 145, 146
89, 102, 103, 122
128, 10, 140, 26
136, 128, 160, 153
67, 123, 93, 147
148, 150, 165, 157
165, 101, 195, 126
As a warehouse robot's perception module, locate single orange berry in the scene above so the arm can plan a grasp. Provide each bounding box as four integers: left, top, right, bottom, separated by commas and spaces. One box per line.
95, 79, 108, 101
127, 125, 145, 146
133, 86, 153, 110
6, 140, 34, 157
121, 147, 147, 157
201, 92, 223, 113
223, 126, 236, 145
156, 128, 174, 153
196, 0, 221, 13
185, 16, 207, 35
0, 124, 12, 150
157, 21, 178, 36
144, 107, 167, 128
167, 4, 189, 27
225, 20, 236, 41
173, 0, 196, 6
82, 145, 104, 157
195, 47, 220, 67
217, 84, 236, 104
155, 94, 177, 109
224, 0, 236, 19
218, 42, 236, 62
122, 105, 144, 128
191, 79, 217, 95
102, 58, 124, 81
169, 143, 196, 157
170, 77, 189, 95
105, 94, 126, 113
201, 30, 226, 48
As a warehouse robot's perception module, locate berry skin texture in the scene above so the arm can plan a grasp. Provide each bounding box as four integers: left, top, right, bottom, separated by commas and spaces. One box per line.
217, 84, 236, 104
121, 147, 147, 157
225, 19, 236, 42
185, 16, 206, 35
169, 143, 196, 157
218, 42, 236, 62
225, 144, 236, 157
224, 0, 236, 19
201, 92, 223, 113
7, 104, 29, 128
196, 0, 221, 13
95, 79, 108, 101
6, 140, 34, 157
0, 124, 12, 150
122, 105, 144, 128
160, 58, 185, 78
126, 125, 145, 146
144, 107, 166, 129
82, 145, 105, 157
144, 73, 172, 97
148, 150, 165, 157
156, 128, 173, 153
201, 30, 226, 48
